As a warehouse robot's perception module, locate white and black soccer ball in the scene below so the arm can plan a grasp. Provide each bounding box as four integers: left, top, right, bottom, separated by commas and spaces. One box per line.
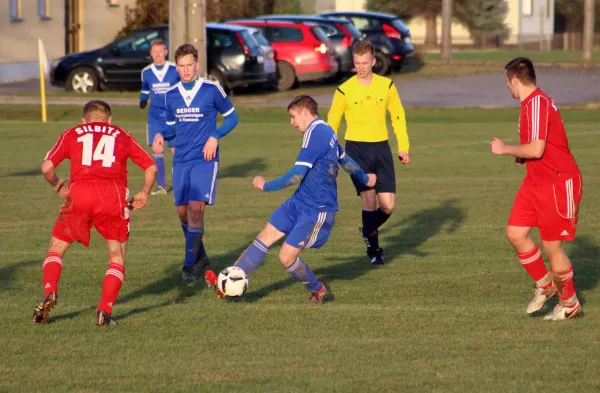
217, 266, 248, 297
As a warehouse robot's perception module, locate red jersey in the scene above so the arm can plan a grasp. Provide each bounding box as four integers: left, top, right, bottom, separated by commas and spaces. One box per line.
45, 122, 154, 187
519, 88, 580, 185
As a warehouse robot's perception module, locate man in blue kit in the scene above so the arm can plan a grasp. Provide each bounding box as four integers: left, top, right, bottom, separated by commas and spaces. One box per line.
231, 95, 376, 303
140, 39, 180, 195
152, 44, 239, 284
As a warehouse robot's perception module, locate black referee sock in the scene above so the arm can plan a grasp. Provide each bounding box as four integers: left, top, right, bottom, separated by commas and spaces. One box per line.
376, 208, 391, 229
361, 210, 380, 251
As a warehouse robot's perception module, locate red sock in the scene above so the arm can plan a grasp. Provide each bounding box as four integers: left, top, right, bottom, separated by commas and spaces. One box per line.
553, 267, 578, 307
97, 263, 125, 316
42, 252, 63, 296
518, 246, 552, 289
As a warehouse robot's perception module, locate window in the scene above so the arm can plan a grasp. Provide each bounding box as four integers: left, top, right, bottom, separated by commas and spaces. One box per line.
522, 0, 533, 16
106, 0, 119, 7
270, 27, 303, 42
9, 0, 24, 22
38, 0, 51, 20
350, 16, 380, 32
251, 31, 270, 47
208, 32, 234, 49
116, 30, 160, 52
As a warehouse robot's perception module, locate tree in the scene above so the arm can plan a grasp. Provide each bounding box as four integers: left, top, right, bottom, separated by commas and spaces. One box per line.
556, 0, 600, 32
454, 0, 509, 48
116, 0, 168, 39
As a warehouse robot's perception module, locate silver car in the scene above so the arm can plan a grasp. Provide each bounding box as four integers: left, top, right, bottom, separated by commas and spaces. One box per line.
245, 26, 278, 89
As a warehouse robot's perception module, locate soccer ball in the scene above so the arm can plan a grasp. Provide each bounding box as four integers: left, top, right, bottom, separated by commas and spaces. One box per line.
217, 266, 248, 297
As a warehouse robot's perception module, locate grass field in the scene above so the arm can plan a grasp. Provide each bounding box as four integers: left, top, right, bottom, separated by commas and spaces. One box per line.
1, 105, 600, 392
424, 50, 600, 63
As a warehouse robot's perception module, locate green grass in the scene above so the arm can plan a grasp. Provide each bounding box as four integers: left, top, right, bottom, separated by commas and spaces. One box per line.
424, 50, 600, 63
1, 106, 600, 392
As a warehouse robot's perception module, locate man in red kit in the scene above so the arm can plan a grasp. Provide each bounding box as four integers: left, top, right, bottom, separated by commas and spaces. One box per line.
33, 100, 157, 326
490, 57, 583, 321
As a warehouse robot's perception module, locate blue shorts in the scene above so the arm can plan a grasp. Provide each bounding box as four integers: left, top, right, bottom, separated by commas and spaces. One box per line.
172, 161, 219, 206
147, 122, 176, 147
268, 199, 336, 250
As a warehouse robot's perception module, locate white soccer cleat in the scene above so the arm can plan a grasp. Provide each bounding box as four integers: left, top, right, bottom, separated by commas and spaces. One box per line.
526, 285, 557, 314
543, 302, 583, 321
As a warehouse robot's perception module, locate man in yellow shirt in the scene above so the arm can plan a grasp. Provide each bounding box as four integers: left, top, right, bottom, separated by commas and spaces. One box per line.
327, 41, 410, 265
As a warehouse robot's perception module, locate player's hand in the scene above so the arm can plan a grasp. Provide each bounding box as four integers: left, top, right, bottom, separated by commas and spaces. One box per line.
139, 99, 148, 109
203, 137, 218, 161
490, 138, 506, 155
54, 178, 69, 199
130, 191, 148, 210
398, 152, 410, 165
365, 173, 377, 187
152, 133, 165, 154
253, 176, 266, 191
515, 157, 525, 166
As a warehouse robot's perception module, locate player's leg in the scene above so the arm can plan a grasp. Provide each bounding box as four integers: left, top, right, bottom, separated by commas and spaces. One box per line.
538, 176, 583, 320
147, 123, 167, 195
506, 181, 555, 313
32, 237, 72, 324
181, 200, 208, 283
280, 211, 336, 303
96, 239, 126, 326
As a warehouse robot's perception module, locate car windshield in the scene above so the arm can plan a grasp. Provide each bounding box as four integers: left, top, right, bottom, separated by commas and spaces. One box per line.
239, 30, 260, 49
341, 21, 363, 38
252, 31, 270, 46
311, 26, 330, 43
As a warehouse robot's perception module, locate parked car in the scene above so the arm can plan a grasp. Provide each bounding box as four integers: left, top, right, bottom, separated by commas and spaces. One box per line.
318, 11, 415, 75
227, 19, 338, 90
255, 15, 363, 77
50, 24, 269, 93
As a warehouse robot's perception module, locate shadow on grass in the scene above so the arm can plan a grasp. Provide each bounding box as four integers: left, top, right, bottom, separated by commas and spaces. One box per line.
232, 199, 465, 303
569, 236, 600, 306
0, 260, 39, 292
1, 169, 40, 178
219, 158, 267, 179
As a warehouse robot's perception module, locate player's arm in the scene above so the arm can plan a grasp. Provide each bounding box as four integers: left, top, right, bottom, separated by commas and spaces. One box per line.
490, 98, 548, 159
257, 164, 311, 192
387, 82, 410, 164
326, 88, 347, 134
204, 87, 239, 161
129, 136, 158, 209
140, 71, 149, 109
337, 145, 375, 186
42, 132, 70, 198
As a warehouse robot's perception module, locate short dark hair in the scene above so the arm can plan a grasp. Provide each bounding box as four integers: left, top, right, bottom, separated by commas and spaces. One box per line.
287, 95, 318, 116
83, 100, 111, 121
150, 39, 166, 49
175, 43, 198, 63
505, 57, 536, 85
353, 40, 374, 56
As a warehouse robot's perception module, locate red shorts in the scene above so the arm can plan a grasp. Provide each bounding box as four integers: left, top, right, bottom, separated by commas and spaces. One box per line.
52, 181, 130, 247
508, 174, 582, 241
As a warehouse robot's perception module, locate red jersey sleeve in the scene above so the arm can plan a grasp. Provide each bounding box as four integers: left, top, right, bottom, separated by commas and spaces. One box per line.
127, 133, 155, 170
526, 95, 549, 141
44, 129, 72, 167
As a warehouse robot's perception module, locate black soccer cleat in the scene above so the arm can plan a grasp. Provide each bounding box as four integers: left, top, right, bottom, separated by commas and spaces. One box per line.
368, 248, 385, 265
32, 292, 57, 324
97, 310, 117, 327
181, 266, 198, 285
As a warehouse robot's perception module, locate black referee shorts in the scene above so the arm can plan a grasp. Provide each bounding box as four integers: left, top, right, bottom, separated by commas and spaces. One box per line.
345, 140, 396, 195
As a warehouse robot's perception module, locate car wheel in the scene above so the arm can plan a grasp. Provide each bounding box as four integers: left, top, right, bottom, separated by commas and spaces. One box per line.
277, 62, 296, 91
373, 52, 391, 76
66, 67, 99, 93
208, 69, 228, 93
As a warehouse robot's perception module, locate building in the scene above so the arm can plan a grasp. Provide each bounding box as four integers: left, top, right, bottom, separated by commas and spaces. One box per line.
0, 0, 135, 82
326, 0, 555, 47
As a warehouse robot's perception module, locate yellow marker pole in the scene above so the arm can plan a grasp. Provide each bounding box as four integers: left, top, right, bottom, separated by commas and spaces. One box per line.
38, 38, 47, 123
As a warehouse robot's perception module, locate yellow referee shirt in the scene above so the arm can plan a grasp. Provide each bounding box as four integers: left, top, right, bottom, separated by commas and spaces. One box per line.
327, 74, 409, 153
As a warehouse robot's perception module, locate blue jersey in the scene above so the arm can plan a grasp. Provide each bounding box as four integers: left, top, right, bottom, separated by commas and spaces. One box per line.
140, 62, 180, 123
164, 79, 235, 164
291, 119, 341, 213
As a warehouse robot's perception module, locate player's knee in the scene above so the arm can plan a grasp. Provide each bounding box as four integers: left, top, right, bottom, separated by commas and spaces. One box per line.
505, 226, 526, 245
278, 250, 295, 267
380, 205, 394, 215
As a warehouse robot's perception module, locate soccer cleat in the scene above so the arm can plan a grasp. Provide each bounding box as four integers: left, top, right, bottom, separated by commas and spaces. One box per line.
181, 266, 198, 285
308, 282, 328, 304
543, 302, 583, 321
32, 292, 57, 324
526, 285, 558, 314
204, 269, 217, 288
97, 310, 117, 326
216, 287, 229, 299
368, 248, 385, 265
150, 186, 168, 196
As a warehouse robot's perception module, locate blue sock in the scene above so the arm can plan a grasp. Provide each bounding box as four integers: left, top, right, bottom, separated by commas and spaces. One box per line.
234, 239, 269, 274
153, 153, 166, 188
183, 227, 204, 268
180, 220, 188, 236
285, 257, 321, 291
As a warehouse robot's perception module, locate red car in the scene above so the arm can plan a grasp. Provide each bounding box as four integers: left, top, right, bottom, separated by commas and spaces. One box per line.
226, 19, 338, 90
